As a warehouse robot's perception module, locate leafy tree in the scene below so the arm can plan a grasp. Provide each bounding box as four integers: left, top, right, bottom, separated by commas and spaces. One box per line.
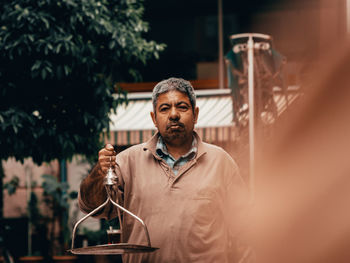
0, 0, 165, 255
0, 0, 164, 163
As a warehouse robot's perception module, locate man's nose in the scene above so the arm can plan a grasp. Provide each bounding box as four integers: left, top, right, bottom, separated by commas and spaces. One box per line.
169, 107, 180, 120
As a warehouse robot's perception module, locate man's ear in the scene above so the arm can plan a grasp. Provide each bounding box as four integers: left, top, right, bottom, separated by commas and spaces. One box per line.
150, 111, 157, 128
194, 107, 199, 124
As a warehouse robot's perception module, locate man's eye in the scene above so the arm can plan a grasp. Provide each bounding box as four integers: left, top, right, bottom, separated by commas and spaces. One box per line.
178, 105, 189, 111
159, 107, 169, 112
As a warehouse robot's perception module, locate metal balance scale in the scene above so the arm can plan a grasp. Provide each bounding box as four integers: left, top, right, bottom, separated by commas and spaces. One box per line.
69, 166, 159, 255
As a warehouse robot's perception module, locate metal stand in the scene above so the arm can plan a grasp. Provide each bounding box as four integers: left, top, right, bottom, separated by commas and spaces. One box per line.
69, 167, 158, 255
230, 33, 272, 202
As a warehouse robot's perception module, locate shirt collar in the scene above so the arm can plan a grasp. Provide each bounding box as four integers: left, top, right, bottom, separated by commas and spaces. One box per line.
143, 131, 206, 161
156, 135, 197, 161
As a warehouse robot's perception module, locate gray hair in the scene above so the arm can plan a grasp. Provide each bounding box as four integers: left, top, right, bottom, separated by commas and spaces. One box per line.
152, 77, 196, 113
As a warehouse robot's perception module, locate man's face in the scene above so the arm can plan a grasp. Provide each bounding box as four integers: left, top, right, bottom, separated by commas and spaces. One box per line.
151, 90, 199, 147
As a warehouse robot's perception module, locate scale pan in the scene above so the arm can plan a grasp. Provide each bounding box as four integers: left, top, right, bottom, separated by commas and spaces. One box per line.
69, 243, 159, 255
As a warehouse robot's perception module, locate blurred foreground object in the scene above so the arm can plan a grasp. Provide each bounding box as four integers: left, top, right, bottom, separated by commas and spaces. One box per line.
250, 43, 350, 263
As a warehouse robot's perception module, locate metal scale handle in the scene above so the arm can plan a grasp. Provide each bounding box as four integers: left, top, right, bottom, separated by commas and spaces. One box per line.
69, 167, 158, 255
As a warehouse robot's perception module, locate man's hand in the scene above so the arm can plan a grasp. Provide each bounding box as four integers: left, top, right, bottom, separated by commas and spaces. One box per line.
98, 143, 116, 175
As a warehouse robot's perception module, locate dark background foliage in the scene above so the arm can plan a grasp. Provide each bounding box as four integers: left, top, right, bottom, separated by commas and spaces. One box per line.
0, 0, 165, 164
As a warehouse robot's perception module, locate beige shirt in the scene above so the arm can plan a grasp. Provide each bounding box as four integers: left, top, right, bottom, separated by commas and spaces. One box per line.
79, 132, 248, 263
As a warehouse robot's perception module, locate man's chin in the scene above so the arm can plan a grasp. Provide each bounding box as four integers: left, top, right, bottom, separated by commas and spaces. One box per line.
162, 132, 187, 145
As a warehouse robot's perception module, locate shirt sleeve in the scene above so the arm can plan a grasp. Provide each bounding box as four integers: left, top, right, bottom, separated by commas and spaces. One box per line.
78, 161, 125, 220
223, 157, 252, 261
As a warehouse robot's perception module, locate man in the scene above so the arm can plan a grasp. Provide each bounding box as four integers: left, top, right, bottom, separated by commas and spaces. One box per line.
79, 77, 248, 262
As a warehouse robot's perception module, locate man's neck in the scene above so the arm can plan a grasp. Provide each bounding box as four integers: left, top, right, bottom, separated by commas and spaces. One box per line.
164, 137, 194, 160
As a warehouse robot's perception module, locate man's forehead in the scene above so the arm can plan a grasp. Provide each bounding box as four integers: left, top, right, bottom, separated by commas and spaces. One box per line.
157, 90, 190, 102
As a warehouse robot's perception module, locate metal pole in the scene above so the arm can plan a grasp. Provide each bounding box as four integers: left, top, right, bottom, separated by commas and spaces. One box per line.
60, 159, 67, 182
218, 0, 224, 89
59, 159, 68, 248
247, 36, 255, 201
25, 164, 32, 256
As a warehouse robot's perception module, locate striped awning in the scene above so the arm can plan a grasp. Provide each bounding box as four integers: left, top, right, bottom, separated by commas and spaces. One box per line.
103, 88, 300, 146
104, 90, 236, 145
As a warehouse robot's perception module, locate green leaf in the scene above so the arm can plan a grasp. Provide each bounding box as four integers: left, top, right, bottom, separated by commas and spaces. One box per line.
4, 176, 20, 195
108, 40, 115, 49
41, 17, 50, 29
28, 34, 34, 42
55, 43, 62, 53
41, 68, 47, 79
63, 65, 70, 75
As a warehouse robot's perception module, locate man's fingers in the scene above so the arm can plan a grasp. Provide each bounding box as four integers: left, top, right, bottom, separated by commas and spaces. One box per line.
99, 145, 116, 158
99, 148, 115, 155
105, 143, 114, 151
99, 158, 115, 168
99, 159, 115, 173
98, 144, 116, 175
99, 155, 115, 163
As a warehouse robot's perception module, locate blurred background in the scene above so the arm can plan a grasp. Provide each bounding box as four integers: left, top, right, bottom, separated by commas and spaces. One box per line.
1, 0, 349, 262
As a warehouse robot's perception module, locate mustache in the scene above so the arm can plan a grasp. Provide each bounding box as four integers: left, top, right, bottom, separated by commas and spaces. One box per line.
166, 122, 184, 129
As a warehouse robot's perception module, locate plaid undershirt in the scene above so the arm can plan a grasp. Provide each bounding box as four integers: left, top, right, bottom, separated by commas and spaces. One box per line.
156, 135, 197, 176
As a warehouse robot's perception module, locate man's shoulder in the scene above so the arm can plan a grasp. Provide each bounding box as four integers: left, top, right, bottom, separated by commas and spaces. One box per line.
116, 142, 148, 159
201, 141, 228, 155
200, 141, 238, 164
